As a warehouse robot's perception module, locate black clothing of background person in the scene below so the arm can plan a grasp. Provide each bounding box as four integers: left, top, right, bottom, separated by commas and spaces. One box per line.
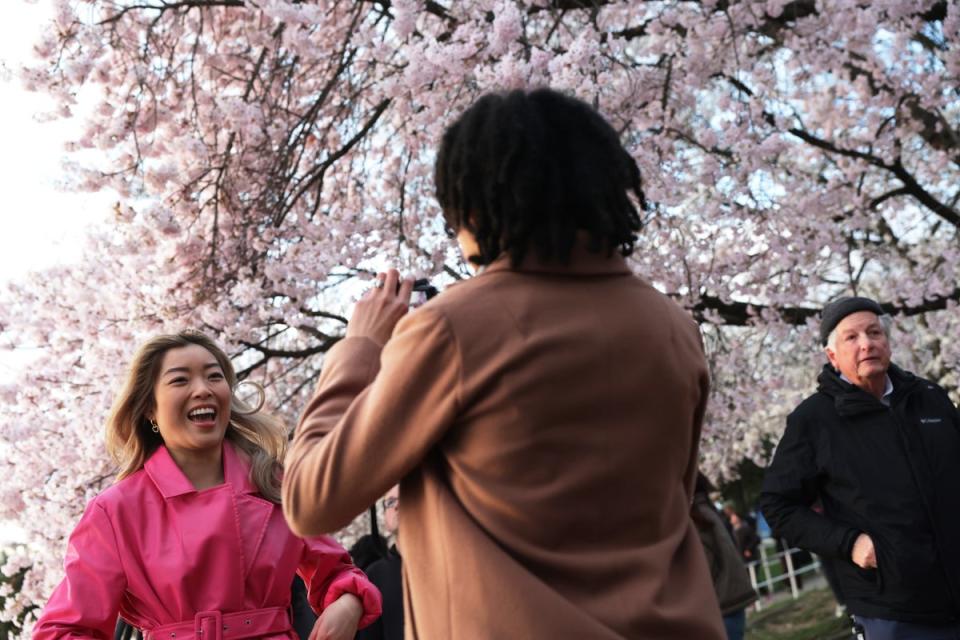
114, 619, 140, 640
290, 575, 318, 640
732, 517, 760, 564
356, 547, 403, 640
351, 501, 401, 640
349, 506, 389, 572
760, 363, 960, 624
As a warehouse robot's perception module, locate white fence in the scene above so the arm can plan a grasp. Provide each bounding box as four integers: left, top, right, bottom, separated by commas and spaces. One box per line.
746, 540, 824, 610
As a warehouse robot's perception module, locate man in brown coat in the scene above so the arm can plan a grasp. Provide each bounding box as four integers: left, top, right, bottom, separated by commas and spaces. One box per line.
283, 89, 724, 639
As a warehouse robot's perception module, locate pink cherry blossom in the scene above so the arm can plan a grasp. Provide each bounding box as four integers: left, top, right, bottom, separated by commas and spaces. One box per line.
0, 1, 956, 632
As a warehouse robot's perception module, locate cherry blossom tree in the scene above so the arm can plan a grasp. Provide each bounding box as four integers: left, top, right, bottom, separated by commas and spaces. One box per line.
1, 0, 956, 631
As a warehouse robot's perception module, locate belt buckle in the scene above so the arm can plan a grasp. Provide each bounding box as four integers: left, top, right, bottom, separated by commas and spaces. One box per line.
195, 610, 223, 640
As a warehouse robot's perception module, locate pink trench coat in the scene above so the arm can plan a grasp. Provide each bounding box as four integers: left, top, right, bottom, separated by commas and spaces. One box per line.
34, 443, 381, 640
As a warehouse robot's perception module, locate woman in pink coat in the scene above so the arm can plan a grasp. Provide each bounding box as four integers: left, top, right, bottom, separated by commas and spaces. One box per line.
34, 331, 381, 640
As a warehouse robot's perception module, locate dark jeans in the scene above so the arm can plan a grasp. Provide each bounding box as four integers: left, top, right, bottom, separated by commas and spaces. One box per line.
855, 616, 960, 640
722, 609, 746, 640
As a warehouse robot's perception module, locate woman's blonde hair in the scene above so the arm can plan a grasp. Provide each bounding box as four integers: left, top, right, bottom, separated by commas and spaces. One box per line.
105, 331, 287, 503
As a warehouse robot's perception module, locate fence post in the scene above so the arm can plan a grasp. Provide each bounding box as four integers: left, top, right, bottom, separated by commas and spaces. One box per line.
748, 562, 763, 611
784, 547, 800, 599
760, 541, 774, 597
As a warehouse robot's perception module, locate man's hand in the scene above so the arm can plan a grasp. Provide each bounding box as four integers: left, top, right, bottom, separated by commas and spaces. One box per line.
851, 533, 877, 569
346, 269, 414, 346
309, 593, 364, 640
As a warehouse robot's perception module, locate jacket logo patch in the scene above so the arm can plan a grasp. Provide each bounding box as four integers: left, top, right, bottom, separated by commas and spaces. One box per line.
920, 418, 942, 424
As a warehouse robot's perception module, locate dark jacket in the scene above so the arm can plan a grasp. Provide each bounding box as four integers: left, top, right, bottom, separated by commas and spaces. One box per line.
692, 494, 758, 615
356, 547, 403, 640
760, 364, 960, 623
733, 520, 760, 563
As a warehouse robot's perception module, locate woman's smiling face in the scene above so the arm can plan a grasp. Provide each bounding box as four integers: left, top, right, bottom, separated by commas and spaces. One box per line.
150, 344, 232, 457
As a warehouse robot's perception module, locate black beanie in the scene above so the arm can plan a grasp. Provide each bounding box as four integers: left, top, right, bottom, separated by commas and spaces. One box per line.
820, 296, 885, 346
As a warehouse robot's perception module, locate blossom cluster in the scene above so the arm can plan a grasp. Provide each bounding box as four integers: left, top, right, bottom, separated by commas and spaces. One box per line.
0, 0, 957, 631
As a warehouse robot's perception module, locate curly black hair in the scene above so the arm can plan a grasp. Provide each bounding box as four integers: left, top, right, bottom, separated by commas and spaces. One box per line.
434, 88, 647, 267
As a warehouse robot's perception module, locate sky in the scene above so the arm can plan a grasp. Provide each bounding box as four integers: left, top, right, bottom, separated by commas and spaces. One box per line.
0, 4, 114, 286
0, 4, 116, 545
0, 5, 115, 382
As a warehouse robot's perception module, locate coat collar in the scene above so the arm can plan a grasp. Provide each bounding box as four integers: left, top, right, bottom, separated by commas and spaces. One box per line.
144, 440, 257, 499
816, 362, 919, 418
479, 239, 633, 278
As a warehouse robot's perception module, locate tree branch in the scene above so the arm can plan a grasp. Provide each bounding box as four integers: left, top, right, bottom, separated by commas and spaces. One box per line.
99, 0, 244, 26
691, 287, 960, 326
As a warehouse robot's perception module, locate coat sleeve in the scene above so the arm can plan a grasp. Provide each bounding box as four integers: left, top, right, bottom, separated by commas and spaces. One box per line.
33, 500, 127, 640
759, 411, 860, 560
297, 535, 382, 629
682, 320, 710, 504
282, 307, 461, 535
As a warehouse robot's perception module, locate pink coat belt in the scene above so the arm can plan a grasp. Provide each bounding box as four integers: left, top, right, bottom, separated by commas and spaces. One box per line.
144, 606, 292, 640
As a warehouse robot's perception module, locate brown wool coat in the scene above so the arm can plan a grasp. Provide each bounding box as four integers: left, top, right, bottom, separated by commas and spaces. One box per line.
283, 246, 725, 639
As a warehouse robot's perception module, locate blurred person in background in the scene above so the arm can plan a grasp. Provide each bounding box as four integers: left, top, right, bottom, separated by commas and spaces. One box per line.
729, 512, 760, 564
357, 487, 403, 640
693, 473, 758, 640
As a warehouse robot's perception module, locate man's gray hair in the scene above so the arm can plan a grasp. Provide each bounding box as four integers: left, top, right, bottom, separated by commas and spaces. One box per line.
825, 314, 892, 353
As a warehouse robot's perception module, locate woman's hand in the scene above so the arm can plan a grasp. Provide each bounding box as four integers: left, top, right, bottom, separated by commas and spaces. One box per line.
309, 593, 364, 640
346, 269, 414, 346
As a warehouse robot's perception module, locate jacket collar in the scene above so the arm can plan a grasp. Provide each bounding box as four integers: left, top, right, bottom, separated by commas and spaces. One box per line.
817, 363, 918, 418
144, 440, 257, 499
839, 372, 894, 405
479, 240, 633, 278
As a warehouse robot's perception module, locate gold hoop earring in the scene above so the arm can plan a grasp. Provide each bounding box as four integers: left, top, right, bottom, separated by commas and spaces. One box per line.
232, 380, 266, 416
150, 419, 159, 433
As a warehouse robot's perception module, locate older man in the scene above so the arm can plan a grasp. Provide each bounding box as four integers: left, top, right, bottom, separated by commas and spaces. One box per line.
760, 296, 960, 639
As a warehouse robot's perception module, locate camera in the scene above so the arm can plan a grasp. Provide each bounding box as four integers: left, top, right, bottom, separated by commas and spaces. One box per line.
409, 278, 439, 307
412, 278, 439, 300
381, 277, 438, 304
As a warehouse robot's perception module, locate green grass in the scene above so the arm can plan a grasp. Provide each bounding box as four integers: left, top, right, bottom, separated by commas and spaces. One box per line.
746, 587, 851, 640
